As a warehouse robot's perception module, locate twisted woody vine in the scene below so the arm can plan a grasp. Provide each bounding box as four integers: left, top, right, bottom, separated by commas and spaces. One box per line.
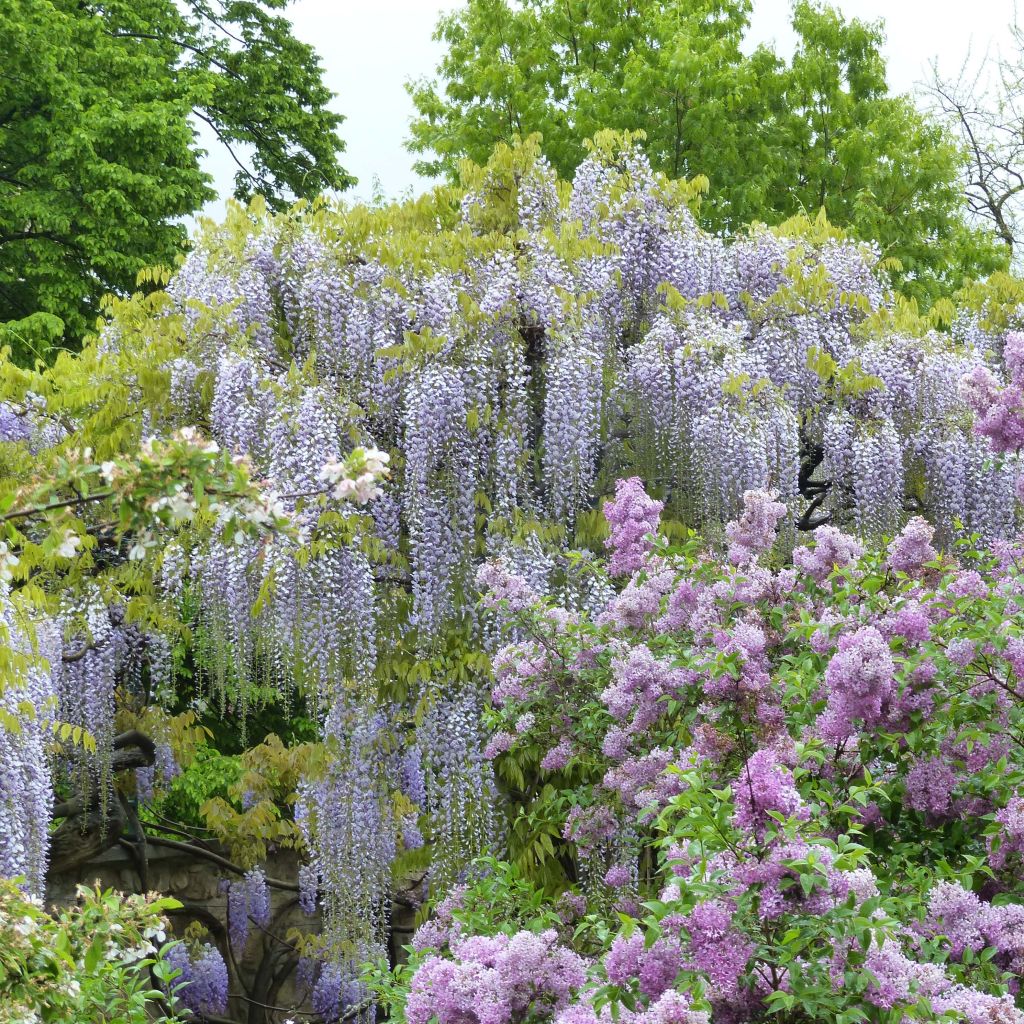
3, 132, 1024, 1023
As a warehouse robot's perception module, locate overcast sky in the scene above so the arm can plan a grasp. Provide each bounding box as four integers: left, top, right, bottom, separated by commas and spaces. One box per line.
197, 0, 1020, 216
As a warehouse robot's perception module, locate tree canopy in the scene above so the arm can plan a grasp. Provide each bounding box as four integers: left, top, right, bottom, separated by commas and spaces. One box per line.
407, 0, 1009, 302
0, 0, 352, 360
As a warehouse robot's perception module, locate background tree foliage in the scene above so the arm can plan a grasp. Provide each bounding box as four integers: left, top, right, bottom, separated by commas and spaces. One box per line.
0, 0, 352, 359
407, 0, 1009, 302
929, 20, 1024, 268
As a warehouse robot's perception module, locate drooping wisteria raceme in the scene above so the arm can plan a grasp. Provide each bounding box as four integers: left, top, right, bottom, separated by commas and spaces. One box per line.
166, 941, 230, 1017
0, 586, 59, 895
296, 696, 398, 999
227, 866, 270, 951
416, 686, 498, 895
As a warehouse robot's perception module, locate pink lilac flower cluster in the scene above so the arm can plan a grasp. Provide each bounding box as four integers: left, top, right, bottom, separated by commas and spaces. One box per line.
603, 477, 664, 576
540, 738, 574, 772
989, 797, 1024, 871
887, 516, 938, 575
678, 900, 754, 1003
491, 641, 551, 705
477, 560, 539, 612
793, 526, 864, 583
819, 625, 896, 742
409, 884, 468, 953
557, 891, 588, 923
606, 930, 684, 999
472, 474, 1024, 1024
404, 929, 587, 1024
563, 805, 618, 856
1005, 638, 1024, 677
665, 838, 1024, 1023
601, 644, 693, 736
731, 749, 807, 837
915, 881, 1024, 994
484, 731, 517, 759
904, 756, 957, 818
878, 600, 932, 645
600, 562, 676, 630
603, 747, 688, 812
724, 839, 852, 921
960, 333, 1024, 455
724, 489, 788, 566
603, 864, 632, 888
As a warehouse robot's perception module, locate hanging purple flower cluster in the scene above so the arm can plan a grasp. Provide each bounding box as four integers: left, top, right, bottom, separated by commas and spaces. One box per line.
54, 592, 122, 768
0, 402, 32, 444
417, 686, 497, 894
296, 696, 398, 976
404, 364, 478, 636
166, 941, 229, 1016
226, 866, 270, 950
312, 962, 374, 1024
0, 588, 59, 894
135, 742, 179, 803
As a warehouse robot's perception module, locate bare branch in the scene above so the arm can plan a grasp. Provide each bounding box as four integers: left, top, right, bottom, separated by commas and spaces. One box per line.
927, 40, 1024, 260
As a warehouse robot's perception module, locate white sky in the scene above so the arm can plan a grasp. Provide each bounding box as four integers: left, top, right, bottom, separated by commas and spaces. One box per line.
196, 0, 1020, 215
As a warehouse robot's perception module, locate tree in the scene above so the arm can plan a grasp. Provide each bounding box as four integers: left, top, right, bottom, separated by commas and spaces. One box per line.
929, 24, 1024, 267
407, 0, 1008, 301
0, 0, 352, 359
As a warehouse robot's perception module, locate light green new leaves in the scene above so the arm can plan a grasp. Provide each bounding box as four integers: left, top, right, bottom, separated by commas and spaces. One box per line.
409, 0, 1009, 305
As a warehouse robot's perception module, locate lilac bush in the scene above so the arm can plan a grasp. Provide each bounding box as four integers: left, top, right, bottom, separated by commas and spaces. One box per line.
382, 473, 1024, 1024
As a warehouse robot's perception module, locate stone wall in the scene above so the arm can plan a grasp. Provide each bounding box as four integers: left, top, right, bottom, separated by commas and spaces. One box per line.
48, 843, 421, 1023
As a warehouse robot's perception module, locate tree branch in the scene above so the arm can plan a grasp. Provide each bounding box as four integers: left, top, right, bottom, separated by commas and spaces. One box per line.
141, 834, 299, 892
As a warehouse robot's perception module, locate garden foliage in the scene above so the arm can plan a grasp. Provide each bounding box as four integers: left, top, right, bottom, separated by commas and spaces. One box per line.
0, 133, 1023, 1021
408, 0, 1010, 301
381, 484, 1024, 1024
0, 880, 188, 1023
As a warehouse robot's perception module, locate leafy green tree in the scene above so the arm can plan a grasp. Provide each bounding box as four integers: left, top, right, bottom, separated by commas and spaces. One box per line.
408, 0, 1008, 300
0, 0, 352, 358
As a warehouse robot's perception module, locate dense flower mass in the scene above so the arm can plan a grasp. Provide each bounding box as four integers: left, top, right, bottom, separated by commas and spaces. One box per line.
227, 867, 271, 950
724, 489, 788, 566
3, 129, 1024, 1021
0, 587, 58, 895
887, 516, 938, 574
405, 929, 587, 1024
819, 625, 897, 740
605, 477, 666, 576
168, 941, 229, 1017
450, 475, 1024, 1024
